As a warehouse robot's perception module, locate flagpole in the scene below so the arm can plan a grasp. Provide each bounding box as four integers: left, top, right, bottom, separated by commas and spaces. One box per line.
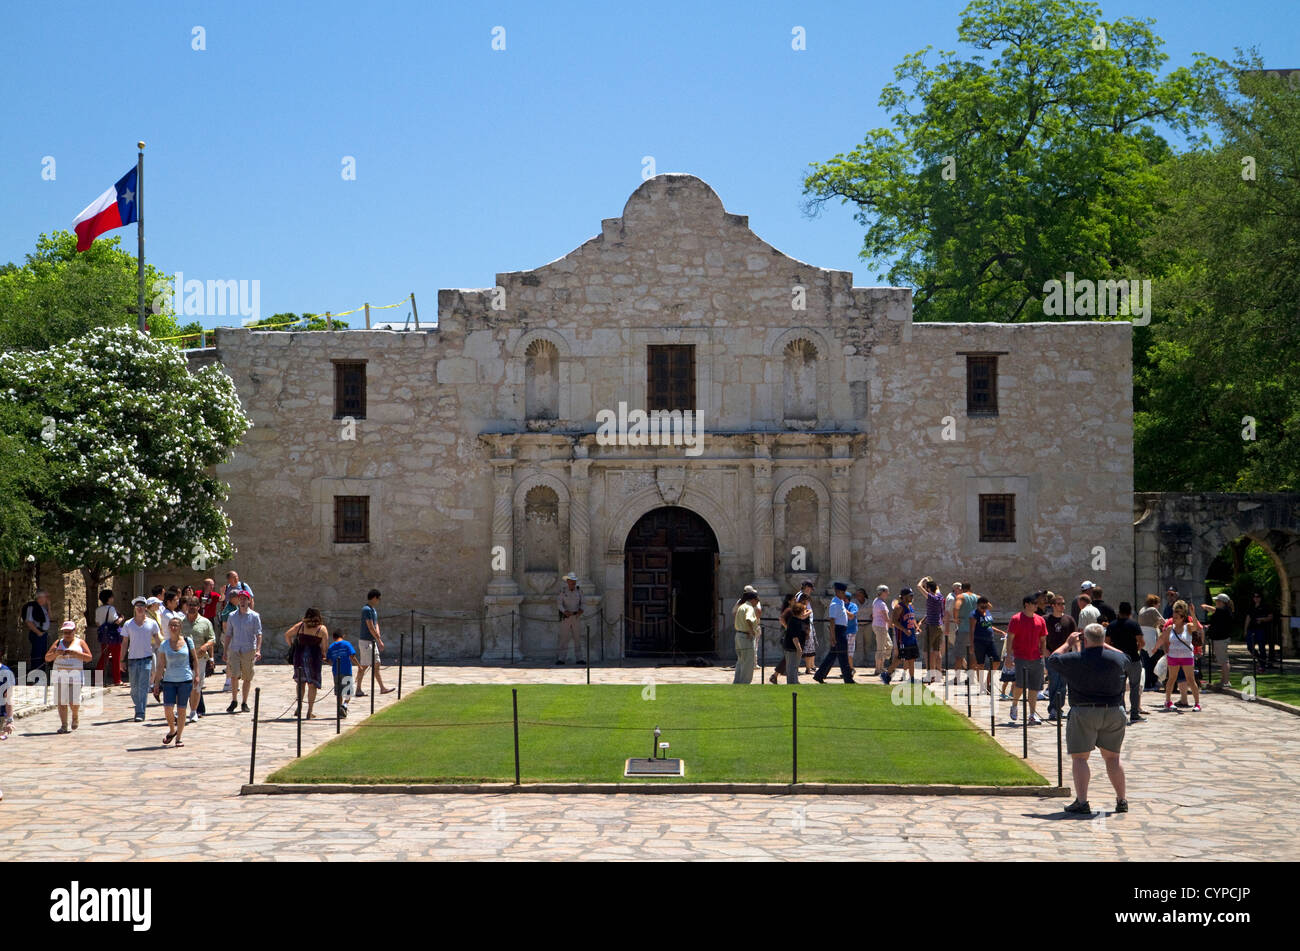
136, 141, 145, 334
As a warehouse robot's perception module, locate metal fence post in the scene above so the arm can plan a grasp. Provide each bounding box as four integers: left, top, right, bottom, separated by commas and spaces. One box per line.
296, 690, 302, 758
585, 625, 591, 685
370, 661, 375, 716
421, 624, 426, 686
1056, 708, 1063, 787
249, 686, 261, 785
1021, 667, 1028, 759
512, 687, 521, 786
792, 692, 798, 785
510, 610, 515, 666
966, 675, 972, 718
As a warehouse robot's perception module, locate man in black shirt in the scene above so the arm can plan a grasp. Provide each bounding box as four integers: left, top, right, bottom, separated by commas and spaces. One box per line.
1200, 592, 1234, 687
1245, 593, 1274, 670
1090, 587, 1117, 627
1106, 602, 1146, 723
1047, 623, 1130, 815
1043, 595, 1076, 722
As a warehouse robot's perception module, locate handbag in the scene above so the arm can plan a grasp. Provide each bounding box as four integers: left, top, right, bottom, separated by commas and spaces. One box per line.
205, 658, 215, 676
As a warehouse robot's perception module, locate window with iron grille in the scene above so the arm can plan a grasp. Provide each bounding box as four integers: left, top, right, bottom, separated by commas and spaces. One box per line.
333, 361, 367, 419
979, 494, 1016, 543
647, 345, 696, 411
334, 496, 370, 544
966, 355, 998, 416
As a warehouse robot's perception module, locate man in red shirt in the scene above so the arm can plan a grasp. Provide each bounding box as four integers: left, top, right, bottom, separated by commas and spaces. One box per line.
1008, 594, 1048, 724
196, 578, 222, 623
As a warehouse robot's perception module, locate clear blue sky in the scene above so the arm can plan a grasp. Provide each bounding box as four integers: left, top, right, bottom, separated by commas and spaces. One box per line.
2, 0, 1296, 328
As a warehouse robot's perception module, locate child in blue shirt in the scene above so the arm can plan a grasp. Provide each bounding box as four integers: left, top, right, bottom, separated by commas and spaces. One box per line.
326, 632, 358, 718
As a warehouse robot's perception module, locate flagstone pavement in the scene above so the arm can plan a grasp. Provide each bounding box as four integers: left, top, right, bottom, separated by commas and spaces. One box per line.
1, 662, 1297, 861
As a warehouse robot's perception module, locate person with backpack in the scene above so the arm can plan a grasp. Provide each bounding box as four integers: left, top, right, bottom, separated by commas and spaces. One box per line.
21, 590, 52, 675
93, 589, 125, 686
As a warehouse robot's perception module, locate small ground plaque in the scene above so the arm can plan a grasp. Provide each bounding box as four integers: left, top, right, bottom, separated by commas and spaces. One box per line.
624, 757, 685, 777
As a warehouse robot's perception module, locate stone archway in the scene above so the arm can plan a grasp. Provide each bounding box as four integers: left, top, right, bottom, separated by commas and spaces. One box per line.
1134, 492, 1300, 647
623, 506, 719, 659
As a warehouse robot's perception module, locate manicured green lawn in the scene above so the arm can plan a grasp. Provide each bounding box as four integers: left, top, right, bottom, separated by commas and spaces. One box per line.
1227, 671, 1300, 708
268, 683, 1046, 786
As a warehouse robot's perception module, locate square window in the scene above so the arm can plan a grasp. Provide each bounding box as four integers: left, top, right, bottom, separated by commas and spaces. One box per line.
966, 355, 998, 416
647, 345, 695, 411
334, 361, 367, 419
334, 496, 370, 544
979, 493, 1015, 543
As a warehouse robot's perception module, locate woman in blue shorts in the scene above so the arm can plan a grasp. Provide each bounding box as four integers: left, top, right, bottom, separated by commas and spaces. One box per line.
153, 616, 199, 747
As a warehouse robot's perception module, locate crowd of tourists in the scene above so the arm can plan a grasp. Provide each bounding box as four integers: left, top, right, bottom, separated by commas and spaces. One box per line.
1, 573, 396, 749
730, 577, 1270, 718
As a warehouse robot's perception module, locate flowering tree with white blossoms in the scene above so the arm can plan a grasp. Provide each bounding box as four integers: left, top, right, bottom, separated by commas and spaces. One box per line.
0, 325, 251, 623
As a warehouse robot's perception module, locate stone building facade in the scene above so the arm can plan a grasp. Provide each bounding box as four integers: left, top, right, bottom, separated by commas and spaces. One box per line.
182, 174, 1135, 660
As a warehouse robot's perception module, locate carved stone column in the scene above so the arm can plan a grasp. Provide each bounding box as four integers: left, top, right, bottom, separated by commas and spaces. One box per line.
830, 458, 852, 581
487, 452, 519, 596
752, 441, 775, 581
570, 455, 592, 585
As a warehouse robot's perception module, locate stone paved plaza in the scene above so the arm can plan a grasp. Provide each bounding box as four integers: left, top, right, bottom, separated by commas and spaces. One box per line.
2, 663, 1297, 861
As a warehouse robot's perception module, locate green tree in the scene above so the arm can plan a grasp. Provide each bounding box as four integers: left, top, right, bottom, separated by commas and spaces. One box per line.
244, 312, 348, 331
803, 0, 1212, 322
0, 326, 252, 624
0, 231, 188, 350
1135, 54, 1300, 491
0, 399, 51, 570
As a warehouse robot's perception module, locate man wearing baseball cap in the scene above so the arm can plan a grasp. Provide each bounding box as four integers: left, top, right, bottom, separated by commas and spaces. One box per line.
556, 572, 585, 665
1071, 582, 1095, 623
121, 597, 160, 722
222, 589, 262, 714
814, 582, 856, 684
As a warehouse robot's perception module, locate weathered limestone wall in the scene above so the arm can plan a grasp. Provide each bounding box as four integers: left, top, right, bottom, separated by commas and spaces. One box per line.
865, 321, 1135, 616
200, 175, 1137, 658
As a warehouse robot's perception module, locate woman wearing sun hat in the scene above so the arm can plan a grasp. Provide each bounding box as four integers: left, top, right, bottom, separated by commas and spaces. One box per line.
46, 620, 92, 733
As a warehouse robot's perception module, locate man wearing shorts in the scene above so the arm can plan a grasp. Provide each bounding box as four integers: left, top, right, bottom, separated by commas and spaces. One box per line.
918, 578, 945, 682
357, 589, 394, 697
969, 596, 1004, 694
1047, 623, 1129, 814
222, 590, 261, 714
1007, 595, 1048, 724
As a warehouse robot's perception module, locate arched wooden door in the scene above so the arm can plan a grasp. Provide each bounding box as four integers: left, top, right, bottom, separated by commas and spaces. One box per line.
624, 506, 719, 658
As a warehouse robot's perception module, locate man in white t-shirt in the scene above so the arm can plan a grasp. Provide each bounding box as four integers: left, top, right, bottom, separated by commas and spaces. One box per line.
121, 597, 160, 722
871, 585, 893, 677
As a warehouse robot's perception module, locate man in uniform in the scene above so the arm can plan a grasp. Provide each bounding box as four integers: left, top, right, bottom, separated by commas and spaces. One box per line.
733, 588, 761, 683
814, 582, 856, 684
556, 572, 585, 665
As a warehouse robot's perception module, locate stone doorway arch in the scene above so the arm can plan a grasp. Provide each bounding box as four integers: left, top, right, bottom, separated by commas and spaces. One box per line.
623, 506, 719, 659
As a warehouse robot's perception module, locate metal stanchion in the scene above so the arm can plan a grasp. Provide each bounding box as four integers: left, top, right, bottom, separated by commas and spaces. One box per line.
792, 692, 798, 785
397, 632, 404, 700
1056, 707, 1063, 787
1021, 668, 1028, 759
421, 624, 426, 686
336, 680, 341, 735
510, 610, 515, 666
512, 688, 521, 786
586, 625, 591, 685
943, 635, 948, 700
760, 627, 765, 684
991, 677, 996, 737
248, 686, 261, 785
370, 662, 375, 716
966, 675, 972, 717
296, 691, 302, 758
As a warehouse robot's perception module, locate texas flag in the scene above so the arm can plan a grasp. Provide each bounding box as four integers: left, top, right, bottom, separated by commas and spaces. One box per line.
72, 167, 138, 252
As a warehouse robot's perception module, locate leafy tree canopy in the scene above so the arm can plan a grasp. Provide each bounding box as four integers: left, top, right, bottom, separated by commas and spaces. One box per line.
803, 0, 1214, 322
